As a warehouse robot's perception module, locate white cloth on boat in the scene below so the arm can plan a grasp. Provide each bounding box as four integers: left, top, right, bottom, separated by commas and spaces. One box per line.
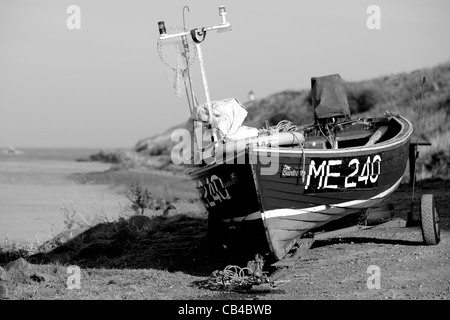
193, 98, 248, 138
180, 97, 261, 166
226, 125, 259, 141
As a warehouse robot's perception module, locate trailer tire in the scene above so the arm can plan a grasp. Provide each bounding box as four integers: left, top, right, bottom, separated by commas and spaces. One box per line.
420, 194, 440, 245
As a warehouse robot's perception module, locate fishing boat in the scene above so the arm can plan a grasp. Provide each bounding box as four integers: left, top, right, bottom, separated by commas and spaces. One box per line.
186, 75, 413, 260
157, 6, 437, 262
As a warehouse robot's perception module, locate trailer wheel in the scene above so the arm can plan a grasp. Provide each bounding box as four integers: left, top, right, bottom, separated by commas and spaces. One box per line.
420, 194, 440, 245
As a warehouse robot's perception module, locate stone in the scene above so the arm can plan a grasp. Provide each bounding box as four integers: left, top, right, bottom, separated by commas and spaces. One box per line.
27, 253, 50, 264
0, 266, 9, 281
5, 258, 28, 271
0, 283, 9, 299
39, 287, 58, 297
128, 215, 152, 230
30, 272, 57, 283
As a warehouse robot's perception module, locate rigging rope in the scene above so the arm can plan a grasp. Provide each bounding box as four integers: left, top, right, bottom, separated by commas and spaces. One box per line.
193, 255, 271, 292
276, 120, 297, 132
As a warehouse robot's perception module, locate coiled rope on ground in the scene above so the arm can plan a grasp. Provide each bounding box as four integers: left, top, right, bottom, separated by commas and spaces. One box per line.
194, 258, 271, 292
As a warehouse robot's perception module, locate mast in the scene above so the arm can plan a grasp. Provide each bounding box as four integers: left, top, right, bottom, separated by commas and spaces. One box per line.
157, 6, 231, 123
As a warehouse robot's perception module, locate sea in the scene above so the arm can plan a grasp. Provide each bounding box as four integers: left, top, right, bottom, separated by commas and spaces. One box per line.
0, 147, 127, 244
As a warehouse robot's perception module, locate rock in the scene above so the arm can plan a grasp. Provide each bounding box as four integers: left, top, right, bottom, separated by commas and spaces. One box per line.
251, 283, 272, 292
27, 253, 50, 264
39, 287, 58, 297
0, 266, 9, 281
5, 258, 28, 271
52, 265, 69, 274
0, 283, 9, 299
128, 215, 152, 230
30, 272, 57, 283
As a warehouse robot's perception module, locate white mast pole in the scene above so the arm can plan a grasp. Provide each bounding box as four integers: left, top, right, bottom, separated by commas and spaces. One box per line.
196, 43, 213, 123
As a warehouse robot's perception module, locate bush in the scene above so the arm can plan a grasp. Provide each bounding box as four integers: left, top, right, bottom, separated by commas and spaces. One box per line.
346, 86, 379, 114
127, 184, 153, 215
126, 184, 174, 215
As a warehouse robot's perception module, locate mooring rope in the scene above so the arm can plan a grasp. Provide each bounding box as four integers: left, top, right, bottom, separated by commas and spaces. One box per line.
194, 255, 270, 292
276, 120, 297, 132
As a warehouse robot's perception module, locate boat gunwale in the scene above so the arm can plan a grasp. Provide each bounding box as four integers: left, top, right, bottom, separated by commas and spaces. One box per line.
186, 115, 413, 177
253, 115, 413, 156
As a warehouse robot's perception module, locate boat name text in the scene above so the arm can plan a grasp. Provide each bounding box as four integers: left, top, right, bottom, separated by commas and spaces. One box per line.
197, 174, 235, 208
304, 155, 382, 192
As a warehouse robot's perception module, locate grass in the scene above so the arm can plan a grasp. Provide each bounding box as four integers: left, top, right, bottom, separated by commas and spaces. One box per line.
58, 181, 119, 230
417, 131, 450, 179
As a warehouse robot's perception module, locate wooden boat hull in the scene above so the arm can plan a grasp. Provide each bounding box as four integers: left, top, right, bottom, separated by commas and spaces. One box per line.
187, 155, 270, 255
187, 115, 413, 260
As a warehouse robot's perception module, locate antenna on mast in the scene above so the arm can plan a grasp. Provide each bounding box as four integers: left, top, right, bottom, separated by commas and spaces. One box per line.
157, 5, 232, 122
182, 6, 195, 114
409, 76, 426, 223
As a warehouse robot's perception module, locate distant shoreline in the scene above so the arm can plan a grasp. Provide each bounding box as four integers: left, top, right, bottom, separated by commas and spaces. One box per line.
0, 151, 125, 243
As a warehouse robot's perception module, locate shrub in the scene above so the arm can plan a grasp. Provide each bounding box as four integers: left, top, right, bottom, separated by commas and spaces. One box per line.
346, 86, 379, 114
127, 184, 153, 215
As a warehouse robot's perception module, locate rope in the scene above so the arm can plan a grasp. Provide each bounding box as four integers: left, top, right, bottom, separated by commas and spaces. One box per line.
194, 256, 270, 292
276, 120, 297, 132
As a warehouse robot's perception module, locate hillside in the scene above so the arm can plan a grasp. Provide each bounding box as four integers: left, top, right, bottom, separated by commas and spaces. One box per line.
103, 61, 450, 178
244, 61, 450, 133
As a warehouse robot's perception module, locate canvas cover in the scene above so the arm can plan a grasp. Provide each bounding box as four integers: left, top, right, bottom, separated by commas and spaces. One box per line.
180, 98, 250, 166
192, 98, 248, 138
311, 74, 351, 121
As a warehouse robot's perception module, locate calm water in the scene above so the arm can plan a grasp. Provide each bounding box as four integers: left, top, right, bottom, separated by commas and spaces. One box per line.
0, 147, 128, 243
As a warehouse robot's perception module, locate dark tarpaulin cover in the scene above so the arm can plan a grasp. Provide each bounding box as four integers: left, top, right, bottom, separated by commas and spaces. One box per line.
311, 74, 351, 121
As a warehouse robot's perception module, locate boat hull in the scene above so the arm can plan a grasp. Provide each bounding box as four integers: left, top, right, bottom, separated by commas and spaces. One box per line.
254, 139, 410, 259
187, 154, 270, 255
187, 116, 413, 260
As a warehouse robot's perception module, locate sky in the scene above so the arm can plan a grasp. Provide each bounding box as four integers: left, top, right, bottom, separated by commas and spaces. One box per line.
0, 0, 449, 148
